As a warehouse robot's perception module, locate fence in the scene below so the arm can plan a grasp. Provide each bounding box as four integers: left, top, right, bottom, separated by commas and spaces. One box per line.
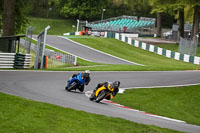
34, 26, 49, 69
163, 24, 195, 42
20, 38, 77, 67
0, 27, 32, 69
0, 53, 15, 68
178, 37, 198, 56
0, 53, 31, 68
44, 49, 77, 66
23, 26, 34, 54
104, 32, 200, 65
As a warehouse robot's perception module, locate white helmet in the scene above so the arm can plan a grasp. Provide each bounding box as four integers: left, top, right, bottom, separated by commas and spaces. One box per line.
85, 70, 90, 74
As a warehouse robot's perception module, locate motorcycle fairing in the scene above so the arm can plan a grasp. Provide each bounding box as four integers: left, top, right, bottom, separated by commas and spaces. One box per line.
76, 73, 85, 84
95, 85, 114, 99
67, 73, 85, 87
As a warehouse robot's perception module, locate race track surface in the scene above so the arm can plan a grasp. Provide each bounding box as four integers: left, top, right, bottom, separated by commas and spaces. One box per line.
33, 35, 140, 65
1, 70, 200, 133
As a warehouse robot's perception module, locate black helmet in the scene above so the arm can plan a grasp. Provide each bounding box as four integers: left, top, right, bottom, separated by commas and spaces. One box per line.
113, 81, 120, 88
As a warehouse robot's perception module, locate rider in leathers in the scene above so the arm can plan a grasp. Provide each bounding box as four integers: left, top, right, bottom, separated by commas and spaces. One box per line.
93, 81, 120, 100
67, 70, 91, 92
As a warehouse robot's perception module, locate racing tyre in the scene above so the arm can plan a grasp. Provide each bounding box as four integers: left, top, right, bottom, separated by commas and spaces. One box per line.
65, 86, 68, 91
89, 92, 96, 101
67, 82, 77, 91
95, 90, 107, 103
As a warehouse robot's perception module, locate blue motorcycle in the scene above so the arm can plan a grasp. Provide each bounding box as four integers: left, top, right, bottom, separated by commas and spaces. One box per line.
65, 73, 88, 92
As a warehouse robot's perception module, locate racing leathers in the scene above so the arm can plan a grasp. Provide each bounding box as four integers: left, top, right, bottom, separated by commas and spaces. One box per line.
71, 73, 91, 92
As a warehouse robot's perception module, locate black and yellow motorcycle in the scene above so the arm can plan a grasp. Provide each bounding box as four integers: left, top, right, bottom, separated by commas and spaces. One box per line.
89, 83, 114, 103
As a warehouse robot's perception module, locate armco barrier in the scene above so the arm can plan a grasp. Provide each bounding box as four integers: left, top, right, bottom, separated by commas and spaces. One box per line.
0, 53, 31, 68
0, 53, 15, 68
14, 53, 31, 69
104, 32, 200, 65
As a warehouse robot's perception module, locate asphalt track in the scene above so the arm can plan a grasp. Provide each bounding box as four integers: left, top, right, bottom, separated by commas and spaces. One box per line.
32, 35, 140, 65
1, 70, 200, 133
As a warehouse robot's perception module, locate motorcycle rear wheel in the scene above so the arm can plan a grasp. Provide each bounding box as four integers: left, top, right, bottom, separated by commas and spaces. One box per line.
65, 86, 68, 90
89, 92, 95, 101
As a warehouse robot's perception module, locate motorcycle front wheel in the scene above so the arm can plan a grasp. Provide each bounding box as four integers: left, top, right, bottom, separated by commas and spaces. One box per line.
95, 90, 108, 103
67, 82, 77, 91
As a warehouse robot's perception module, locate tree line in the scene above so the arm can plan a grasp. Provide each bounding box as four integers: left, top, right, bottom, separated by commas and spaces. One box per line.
0, 0, 199, 39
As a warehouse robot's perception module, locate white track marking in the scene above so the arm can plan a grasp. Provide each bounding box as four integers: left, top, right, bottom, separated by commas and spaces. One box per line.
121, 82, 200, 90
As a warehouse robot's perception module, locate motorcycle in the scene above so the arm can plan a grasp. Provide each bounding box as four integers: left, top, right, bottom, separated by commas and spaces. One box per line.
89, 83, 114, 103
65, 73, 87, 92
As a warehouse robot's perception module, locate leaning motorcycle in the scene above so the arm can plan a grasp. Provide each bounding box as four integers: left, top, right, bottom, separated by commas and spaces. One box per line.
65, 73, 86, 92
90, 83, 114, 103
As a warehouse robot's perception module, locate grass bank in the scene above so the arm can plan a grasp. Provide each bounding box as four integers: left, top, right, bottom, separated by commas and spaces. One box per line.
63, 37, 198, 71
25, 17, 199, 71
20, 36, 199, 71
27, 17, 76, 35
112, 85, 200, 126
0, 92, 180, 133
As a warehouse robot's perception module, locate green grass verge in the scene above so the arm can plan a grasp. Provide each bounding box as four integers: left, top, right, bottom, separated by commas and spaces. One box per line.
112, 85, 200, 125
17, 36, 199, 71
64, 37, 198, 71
27, 17, 76, 35
156, 43, 179, 53
0, 92, 180, 133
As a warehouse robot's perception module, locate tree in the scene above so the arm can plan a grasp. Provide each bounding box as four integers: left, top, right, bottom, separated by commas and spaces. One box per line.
1, 0, 29, 36
178, 7, 184, 38
113, 0, 153, 17
57, 0, 111, 20
150, 0, 187, 38
191, 4, 200, 39
0, 0, 3, 30
2, 0, 16, 36
172, 0, 200, 40
167, 2, 185, 38
156, 12, 162, 37
180, 0, 200, 39
127, 0, 152, 17
149, 0, 167, 37
31, 0, 53, 18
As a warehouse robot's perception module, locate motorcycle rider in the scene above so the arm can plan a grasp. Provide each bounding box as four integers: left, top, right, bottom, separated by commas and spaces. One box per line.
66, 70, 91, 92
90, 81, 120, 100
